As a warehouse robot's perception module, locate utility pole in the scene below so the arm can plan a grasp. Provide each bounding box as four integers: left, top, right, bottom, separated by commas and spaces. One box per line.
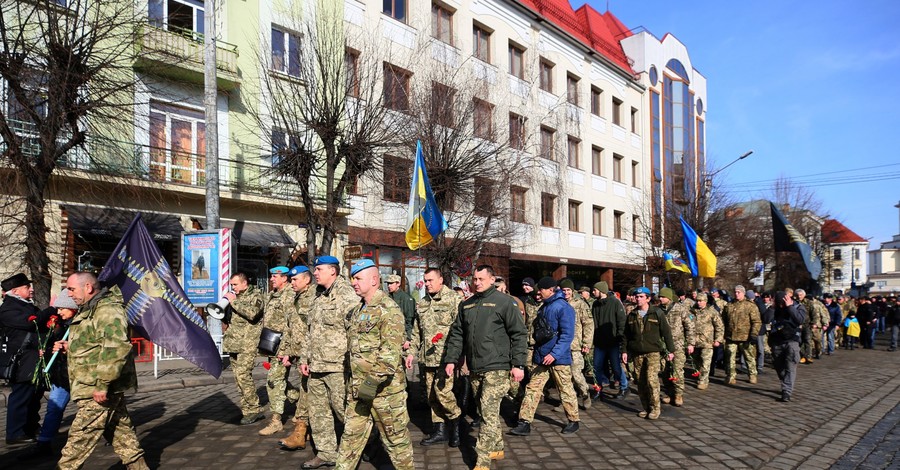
204, 0, 222, 344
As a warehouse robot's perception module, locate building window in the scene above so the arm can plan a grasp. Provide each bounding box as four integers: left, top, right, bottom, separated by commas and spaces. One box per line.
473, 98, 494, 140
566, 137, 580, 169
149, 102, 206, 185
384, 63, 411, 111
508, 42, 525, 79
473, 24, 491, 63
271, 26, 301, 77
344, 48, 360, 97
613, 154, 623, 183
632, 215, 640, 242
613, 211, 624, 239
539, 58, 553, 93
383, 155, 410, 202
631, 161, 639, 187
539, 126, 554, 160
568, 200, 581, 232
612, 97, 623, 126
431, 82, 455, 127
567, 74, 579, 105
855, 268, 860, 279
591, 86, 603, 116
149, 0, 205, 36
383, 0, 406, 22
431, 3, 453, 45
591, 146, 603, 176
853, 248, 860, 260
833, 248, 842, 261
630, 107, 638, 133
833, 269, 843, 281
510, 187, 527, 223
474, 177, 494, 217
592, 206, 603, 236
509, 113, 526, 150
541, 193, 556, 227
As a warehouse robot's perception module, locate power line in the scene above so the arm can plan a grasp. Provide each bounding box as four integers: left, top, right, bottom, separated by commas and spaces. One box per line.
729, 172, 900, 193
727, 163, 900, 185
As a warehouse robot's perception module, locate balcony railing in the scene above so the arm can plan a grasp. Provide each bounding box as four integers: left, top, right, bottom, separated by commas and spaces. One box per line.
134, 24, 240, 89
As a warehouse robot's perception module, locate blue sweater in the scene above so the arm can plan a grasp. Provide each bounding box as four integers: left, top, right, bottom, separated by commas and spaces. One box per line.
533, 290, 575, 365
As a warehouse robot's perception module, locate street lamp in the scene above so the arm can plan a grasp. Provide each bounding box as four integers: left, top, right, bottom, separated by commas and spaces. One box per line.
707, 150, 753, 179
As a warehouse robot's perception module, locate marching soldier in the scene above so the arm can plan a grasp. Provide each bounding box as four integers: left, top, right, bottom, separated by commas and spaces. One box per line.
409, 268, 463, 448
223, 272, 265, 425
335, 260, 413, 470
622, 287, 674, 420
560, 279, 594, 409
690, 293, 723, 390
796, 289, 828, 360
722, 285, 762, 385
277, 265, 317, 450
258, 266, 298, 436
658, 287, 695, 406
387, 274, 416, 348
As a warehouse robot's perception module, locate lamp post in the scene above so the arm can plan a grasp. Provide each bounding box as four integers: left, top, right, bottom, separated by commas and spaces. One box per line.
697, 150, 754, 230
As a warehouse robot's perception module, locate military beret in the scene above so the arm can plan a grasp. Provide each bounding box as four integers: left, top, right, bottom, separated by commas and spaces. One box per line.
558, 278, 575, 290
387, 274, 401, 284
288, 265, 309, 277
696, 292, 709, 302
314, 255, 340, 266
350, 259, 376, 276
522, 277, 536, 287
594, 281, 609, 292
536, 276, 556, 290
269, 266, 289, 275
634, 286, 651, 296
659, 287, 675, 301
1, 273, 31, 291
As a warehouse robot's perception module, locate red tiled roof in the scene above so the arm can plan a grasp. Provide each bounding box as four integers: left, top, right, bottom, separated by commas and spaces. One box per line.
515, 0, 635, 74
821, 219, 867, 244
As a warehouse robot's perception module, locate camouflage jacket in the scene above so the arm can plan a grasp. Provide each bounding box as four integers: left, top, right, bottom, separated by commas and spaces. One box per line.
524, 296, 541, 348
568, 297, 594, 351
281, 286, 316, 358
411, 285, 460, 367
713, 298, 727, 313
263, 286, 294, 335
801, 298, 829, 329
390, 289, 417, 341
681, 298, 696, 309
722, 299, 762, 342
302, 276, 357, 373
67, 287, 137, 401
664, 301, 696, 350
347, 290, 406, 397
222, 285, 264, 354
692, 305, 724, 349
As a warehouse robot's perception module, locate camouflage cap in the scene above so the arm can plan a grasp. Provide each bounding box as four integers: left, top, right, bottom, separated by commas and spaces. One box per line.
696, 292, 709, 302
386, 274, 401, 284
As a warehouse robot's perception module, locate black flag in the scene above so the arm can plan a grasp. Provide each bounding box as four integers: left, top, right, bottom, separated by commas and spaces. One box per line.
770, 202, 822, 280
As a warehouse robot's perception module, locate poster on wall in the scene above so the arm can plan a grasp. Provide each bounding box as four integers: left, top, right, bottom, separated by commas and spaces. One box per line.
182, 229, 232, 306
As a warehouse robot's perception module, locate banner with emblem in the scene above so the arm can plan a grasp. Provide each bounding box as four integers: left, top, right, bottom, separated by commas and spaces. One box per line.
98, 214, 223, 378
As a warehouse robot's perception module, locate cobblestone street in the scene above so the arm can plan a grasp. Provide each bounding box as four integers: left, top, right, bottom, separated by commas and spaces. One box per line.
1, 338, 898, 469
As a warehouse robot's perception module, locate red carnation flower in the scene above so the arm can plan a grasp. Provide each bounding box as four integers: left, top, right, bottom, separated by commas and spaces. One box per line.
27, 315, 37, 322
691, 371, 700, 378
431, 332, 444, 344
47, 315, 59, 328
262, 361, 271, 370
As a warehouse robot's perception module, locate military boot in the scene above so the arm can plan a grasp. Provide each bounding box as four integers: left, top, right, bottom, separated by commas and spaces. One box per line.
674, 395, 684, 407
125, 457, 150, 470
697, 382, 708, 390
278, 420, 308, 450
259, 413, 283, 436
648, 408, 661, 420
661, 395, 671, 404
508, 420, 531, 436
240, 412, 265, 425
420, 422, 447, 446
448, 419, 461, 448
749, 375, 758, 384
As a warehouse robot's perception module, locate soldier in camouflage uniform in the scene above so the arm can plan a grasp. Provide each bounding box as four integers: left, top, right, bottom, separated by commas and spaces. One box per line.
443, 265, 527, 470
658, 288, 695, 406
387, 274, 416, 347
258, 266, 299, 436
300, 256, 358, 470
57, 272, 148, 470
410, 268, 463, 447
690, 293, 723, 389
722, 286, 762, 385
622, 287, 674, 420
277, 265, 317, 450
797, 289, 828, 360
560, 279, 594, 408
335, 260, 413, 470
223, 272, 265, 425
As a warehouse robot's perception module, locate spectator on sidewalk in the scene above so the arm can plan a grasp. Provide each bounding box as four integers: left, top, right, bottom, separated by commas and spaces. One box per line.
823, 293, 842, 356
887, 296, 899, 352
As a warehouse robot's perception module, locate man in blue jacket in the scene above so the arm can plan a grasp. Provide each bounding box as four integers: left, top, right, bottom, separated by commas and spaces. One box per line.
509, 277, 579, 436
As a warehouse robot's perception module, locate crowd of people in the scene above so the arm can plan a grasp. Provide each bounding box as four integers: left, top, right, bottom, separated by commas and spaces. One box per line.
2, 264, 899, 470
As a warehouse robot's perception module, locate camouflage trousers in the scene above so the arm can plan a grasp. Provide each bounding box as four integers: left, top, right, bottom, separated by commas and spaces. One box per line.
519, 364, 579, 423
58, 395, 143, 470
725, 341, 757, 381
471, 370, 508, 468
507, 349, 535, 399
230, 352, 261, 418
691, 348, 714, 386
632, 352, 661, 414
265, 356, 296, 415
665, 349, 687, 398
288, 373, 309, 422
810, 327, 824, 357
423, 367, 461, 423
570, 351, 590, 397
800, 327, 812, 359
307, 371, 347, 461
336, 389, 413, 470
583, 349, 595, 383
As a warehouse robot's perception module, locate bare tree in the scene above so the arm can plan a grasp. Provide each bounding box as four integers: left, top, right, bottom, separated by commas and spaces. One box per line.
0, 0, 142, 304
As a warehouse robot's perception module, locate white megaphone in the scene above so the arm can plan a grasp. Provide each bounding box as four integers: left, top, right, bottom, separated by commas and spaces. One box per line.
206, 297, 230, 320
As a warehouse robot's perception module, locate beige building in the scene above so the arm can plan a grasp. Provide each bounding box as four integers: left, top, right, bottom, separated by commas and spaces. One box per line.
868, 201, 900, 296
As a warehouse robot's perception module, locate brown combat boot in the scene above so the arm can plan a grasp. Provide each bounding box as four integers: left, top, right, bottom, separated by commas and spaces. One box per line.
259, 413, 283, 436
279, 420, 308, 450
489, 450, 505, 460
749, 375, 758, 384
697, 382, 708, 390
674, 395, 684, 407
648, 408, 661, 420
661, 395, 671, 404
125, 457, 150, 470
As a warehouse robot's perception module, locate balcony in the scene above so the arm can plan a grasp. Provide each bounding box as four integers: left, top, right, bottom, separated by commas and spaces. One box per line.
134, 24, 240, 91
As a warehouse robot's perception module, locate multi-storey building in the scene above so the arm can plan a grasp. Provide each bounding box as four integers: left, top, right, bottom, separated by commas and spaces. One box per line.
820, 219, 868, 295
868, 201, 900, 296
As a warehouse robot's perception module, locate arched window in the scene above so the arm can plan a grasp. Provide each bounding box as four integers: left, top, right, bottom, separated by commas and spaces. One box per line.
665, 59, 690, 83
833, 269, 843, 281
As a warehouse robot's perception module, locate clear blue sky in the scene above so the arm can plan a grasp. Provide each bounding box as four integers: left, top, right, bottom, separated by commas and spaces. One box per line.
586, 0, 900, 250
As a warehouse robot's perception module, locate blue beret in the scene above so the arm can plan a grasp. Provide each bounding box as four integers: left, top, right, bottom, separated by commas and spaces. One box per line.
288, 265, 310, 277
350, 259, 376, 276
314, 255, 340, 266
634, 286, 651, 295
269, 266, 289, 274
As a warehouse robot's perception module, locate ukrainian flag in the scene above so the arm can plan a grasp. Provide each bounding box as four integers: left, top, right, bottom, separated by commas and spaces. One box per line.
663, 253, 691, 273
679, 217, 717, 278
405, 141, 448, 250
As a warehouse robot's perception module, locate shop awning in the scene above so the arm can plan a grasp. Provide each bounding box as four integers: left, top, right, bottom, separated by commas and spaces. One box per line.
196, 218, 295, 248
66, 206, 184, 241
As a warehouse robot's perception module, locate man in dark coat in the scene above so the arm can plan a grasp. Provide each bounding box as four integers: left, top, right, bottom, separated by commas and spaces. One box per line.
0, 273, 54, 445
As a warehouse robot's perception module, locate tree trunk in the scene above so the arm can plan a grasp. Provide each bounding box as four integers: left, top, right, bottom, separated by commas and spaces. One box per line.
23, 168, 52, 306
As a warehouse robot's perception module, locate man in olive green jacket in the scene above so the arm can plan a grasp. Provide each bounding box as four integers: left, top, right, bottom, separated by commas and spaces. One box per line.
223, 272, 264, 425
622, 287, 674, 420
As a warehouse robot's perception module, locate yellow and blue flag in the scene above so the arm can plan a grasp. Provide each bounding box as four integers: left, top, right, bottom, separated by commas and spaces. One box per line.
663, 252, 691, 273
679, 217, 717, 278
405, 141, 448, 250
